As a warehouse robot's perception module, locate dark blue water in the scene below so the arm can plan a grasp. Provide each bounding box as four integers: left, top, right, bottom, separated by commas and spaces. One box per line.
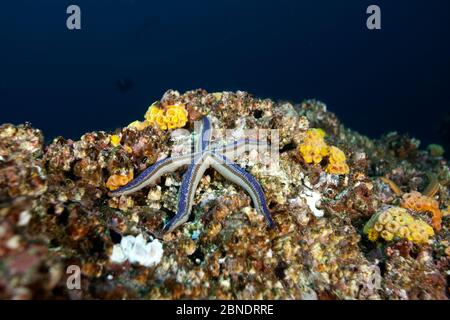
1, 0, 449, 147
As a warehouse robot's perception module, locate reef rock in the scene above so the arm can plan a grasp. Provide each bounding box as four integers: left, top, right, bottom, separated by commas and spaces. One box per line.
0, 89, 449, 300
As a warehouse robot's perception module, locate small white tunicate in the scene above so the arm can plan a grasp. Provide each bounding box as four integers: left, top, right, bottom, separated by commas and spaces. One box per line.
18, 210, 32, 226
110, 245, 127, 264
110, 234, 164, 267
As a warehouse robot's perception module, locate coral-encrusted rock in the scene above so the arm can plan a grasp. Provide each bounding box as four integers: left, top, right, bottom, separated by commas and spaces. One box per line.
298, 215, 382, 299
0, 89, 449, 300
383, 249, 447, 299
0, 124, 47, 201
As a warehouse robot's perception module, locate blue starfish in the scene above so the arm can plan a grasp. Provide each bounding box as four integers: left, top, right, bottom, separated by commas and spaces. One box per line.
110, 116, 275, 233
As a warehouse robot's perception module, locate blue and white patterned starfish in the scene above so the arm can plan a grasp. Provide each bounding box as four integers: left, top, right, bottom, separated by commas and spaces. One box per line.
110, 116, 275, 233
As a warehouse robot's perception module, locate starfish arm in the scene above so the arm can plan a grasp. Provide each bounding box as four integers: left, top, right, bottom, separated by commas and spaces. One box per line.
195, 116, 212, 153
211, 138, 270, 161
162, 154, 211, 233
109, 154, 194, 197
210, 152, 274, 228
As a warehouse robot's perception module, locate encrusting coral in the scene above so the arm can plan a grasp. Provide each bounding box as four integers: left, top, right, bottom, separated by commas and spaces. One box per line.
127, 102, 188, 131
298, 128, 349, 174
145, 103, 188, 130
401, 191, 442, 231
326, 146, 350, 175
106, 171, 134, 191
0, 89, 449, 300
364, 206, 434, 244
110, 134, 121, 147
298, 128, 329, 164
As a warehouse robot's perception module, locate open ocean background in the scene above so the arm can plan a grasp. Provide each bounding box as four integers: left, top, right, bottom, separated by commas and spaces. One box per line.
1, 0, 449, 148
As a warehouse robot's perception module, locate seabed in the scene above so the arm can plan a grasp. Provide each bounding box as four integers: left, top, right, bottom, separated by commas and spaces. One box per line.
0, 89, 449, 300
